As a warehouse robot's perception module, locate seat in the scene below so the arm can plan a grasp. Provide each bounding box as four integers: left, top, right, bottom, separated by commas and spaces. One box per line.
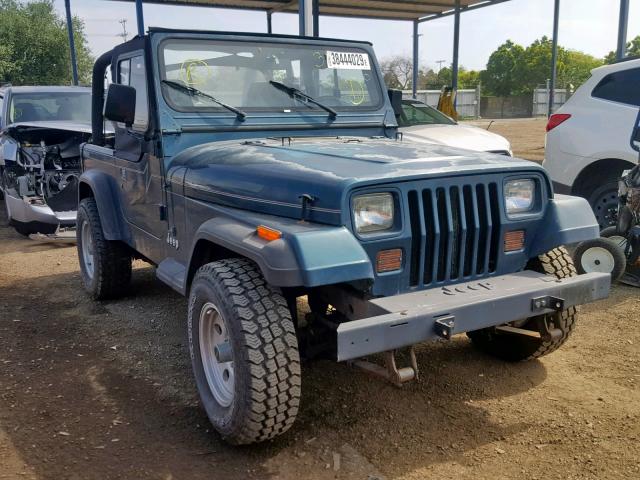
57, 102, 74, 120
13, 103, 39, 122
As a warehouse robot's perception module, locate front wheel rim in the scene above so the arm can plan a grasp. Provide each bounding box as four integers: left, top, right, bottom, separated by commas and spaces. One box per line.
199, 302, 235, 408
81, 220, 95, 279
580, 246, 616, 274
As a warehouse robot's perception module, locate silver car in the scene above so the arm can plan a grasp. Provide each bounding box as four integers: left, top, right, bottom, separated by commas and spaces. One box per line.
398, 99, 512, 156
0, 86, 92, 237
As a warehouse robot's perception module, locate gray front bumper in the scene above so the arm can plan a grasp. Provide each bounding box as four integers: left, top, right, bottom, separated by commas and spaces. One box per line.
4, 192, 76, 226
337, 271, 610, 361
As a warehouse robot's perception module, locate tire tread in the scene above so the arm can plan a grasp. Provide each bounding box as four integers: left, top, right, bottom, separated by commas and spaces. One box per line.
189, 258, 300, 444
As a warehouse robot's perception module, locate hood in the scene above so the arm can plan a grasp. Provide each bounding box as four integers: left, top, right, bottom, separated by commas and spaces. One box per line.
172, 137, 541, 225
401, 123, 511, 154
4, 121, 94, 135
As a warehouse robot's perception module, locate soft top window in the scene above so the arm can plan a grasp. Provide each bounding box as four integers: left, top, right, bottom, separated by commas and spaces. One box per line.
159, 39, 383, 113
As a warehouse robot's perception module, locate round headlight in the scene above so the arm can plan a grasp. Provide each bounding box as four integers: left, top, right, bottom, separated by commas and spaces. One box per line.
353, 193, 394, 233
505, 179, 535, 216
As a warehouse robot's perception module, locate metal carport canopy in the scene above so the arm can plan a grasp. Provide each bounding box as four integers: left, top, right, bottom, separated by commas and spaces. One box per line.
69, 0, 630, 116
112, 0, 507, 21
109, 0, 513, 102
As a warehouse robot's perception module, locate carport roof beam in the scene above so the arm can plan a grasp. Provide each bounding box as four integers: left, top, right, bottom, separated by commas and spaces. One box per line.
107, 1, 514, 23
616, 0, 629, 60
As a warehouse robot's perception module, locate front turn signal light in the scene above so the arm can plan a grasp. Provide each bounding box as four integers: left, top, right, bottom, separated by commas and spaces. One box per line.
257, 225, 282, 242
376, 249, 403, 273
504, 230, 525, 252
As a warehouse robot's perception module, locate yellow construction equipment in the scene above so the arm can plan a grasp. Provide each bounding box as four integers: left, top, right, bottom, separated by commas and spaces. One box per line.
437, 86, 458, 120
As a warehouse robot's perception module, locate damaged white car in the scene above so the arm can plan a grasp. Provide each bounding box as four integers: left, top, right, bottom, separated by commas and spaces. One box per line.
0, 86, 92, 238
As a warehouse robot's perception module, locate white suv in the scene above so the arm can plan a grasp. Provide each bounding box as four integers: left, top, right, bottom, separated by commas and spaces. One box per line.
543, 57, 640, 228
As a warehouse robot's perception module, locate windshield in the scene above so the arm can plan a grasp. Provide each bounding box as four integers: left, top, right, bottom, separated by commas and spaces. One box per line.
9, 91, 91, 124
399, 102, 455, 126
159, 39, 383, 113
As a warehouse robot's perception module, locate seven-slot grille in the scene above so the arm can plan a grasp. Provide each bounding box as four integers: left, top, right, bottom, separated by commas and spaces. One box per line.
407, 182, 501, 287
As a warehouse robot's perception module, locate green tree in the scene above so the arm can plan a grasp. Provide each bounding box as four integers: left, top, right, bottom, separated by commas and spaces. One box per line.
561, 50, 602, 89
458, 68, 481, 88
0, 0, 93, 85
605, 35, 640, 63
480, 40, 526, 96
481, 37, 602, 96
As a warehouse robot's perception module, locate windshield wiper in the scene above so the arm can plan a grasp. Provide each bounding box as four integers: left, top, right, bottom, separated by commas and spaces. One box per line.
269, 81, 337, 119
161, 80, 246, 121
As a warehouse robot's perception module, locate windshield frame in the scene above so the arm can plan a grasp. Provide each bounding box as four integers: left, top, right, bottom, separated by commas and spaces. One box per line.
156, 36, 385, 116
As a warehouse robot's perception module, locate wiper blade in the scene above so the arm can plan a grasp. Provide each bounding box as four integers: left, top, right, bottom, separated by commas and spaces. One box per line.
269, 81, 337, 119
161, 79, 246, 121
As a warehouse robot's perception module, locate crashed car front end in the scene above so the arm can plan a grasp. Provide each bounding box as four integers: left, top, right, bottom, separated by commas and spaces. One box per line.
1, 123, 91, 237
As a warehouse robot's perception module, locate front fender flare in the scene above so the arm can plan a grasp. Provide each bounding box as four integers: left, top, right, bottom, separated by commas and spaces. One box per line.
530, 194, 600, 257
189, 215, 374, 290
78, 169, 131, 242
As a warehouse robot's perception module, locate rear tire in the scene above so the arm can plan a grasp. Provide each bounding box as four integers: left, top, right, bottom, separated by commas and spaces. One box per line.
76, 197, 132, 300
188, 258, 301, 445
468, 247, 578, 361
588, 182, 618, 229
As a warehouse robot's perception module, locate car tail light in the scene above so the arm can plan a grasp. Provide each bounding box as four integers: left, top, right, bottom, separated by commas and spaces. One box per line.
546, 113, 571, 132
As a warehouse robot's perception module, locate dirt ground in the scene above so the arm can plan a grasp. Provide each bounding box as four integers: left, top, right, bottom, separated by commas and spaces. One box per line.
465, 117, 548, 163
1, 119, 639, 479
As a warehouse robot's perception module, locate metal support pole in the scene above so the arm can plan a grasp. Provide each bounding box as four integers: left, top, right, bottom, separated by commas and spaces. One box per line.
412, 20, 419, 99
616, 0, 629, 60
312, 0, 319, 37
548, 0, 560, 117
135, 0, 145, 37
451, 0, 460, 106
299, 0, 313, 36
267, 11, 272, 34
64, 0, 79, 86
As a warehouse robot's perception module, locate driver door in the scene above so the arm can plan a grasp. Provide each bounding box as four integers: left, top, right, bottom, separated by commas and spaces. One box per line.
113, 53, 167, 252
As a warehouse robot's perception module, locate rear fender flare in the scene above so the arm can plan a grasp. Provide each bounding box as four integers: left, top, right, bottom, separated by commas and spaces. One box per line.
78, 169, 131, 242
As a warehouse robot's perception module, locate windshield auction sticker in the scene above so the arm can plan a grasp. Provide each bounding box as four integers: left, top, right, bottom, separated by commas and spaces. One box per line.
326, 51, 371, 70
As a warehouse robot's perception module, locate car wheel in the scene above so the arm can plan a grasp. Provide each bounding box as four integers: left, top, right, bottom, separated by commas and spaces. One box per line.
76, 197, 132, 300
573, 237, 626, 282
188, 258, 301, 445
588, 182, 618, 229
467, 247, 578, 361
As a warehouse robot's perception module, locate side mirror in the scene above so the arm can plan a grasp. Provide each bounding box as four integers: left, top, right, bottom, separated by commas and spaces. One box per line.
387, 89, 403, 118
104, 83, 136, 127
632, 109, 640, 153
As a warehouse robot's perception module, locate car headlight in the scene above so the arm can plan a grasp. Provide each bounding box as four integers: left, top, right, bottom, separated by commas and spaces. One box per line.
505, 179, 535, 216
353, 193, 394, 233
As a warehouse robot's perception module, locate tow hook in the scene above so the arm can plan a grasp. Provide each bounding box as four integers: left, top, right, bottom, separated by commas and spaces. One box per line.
350, 347, 419, 388
531, 295, 565, 312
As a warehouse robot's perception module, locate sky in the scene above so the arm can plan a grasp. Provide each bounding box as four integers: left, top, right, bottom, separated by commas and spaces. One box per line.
53, 0, 640, 71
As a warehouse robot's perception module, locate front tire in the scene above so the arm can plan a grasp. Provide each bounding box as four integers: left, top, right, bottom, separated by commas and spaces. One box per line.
468, 247, 578, 361
188, 258, 301, 445
76, 197, 132, 300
